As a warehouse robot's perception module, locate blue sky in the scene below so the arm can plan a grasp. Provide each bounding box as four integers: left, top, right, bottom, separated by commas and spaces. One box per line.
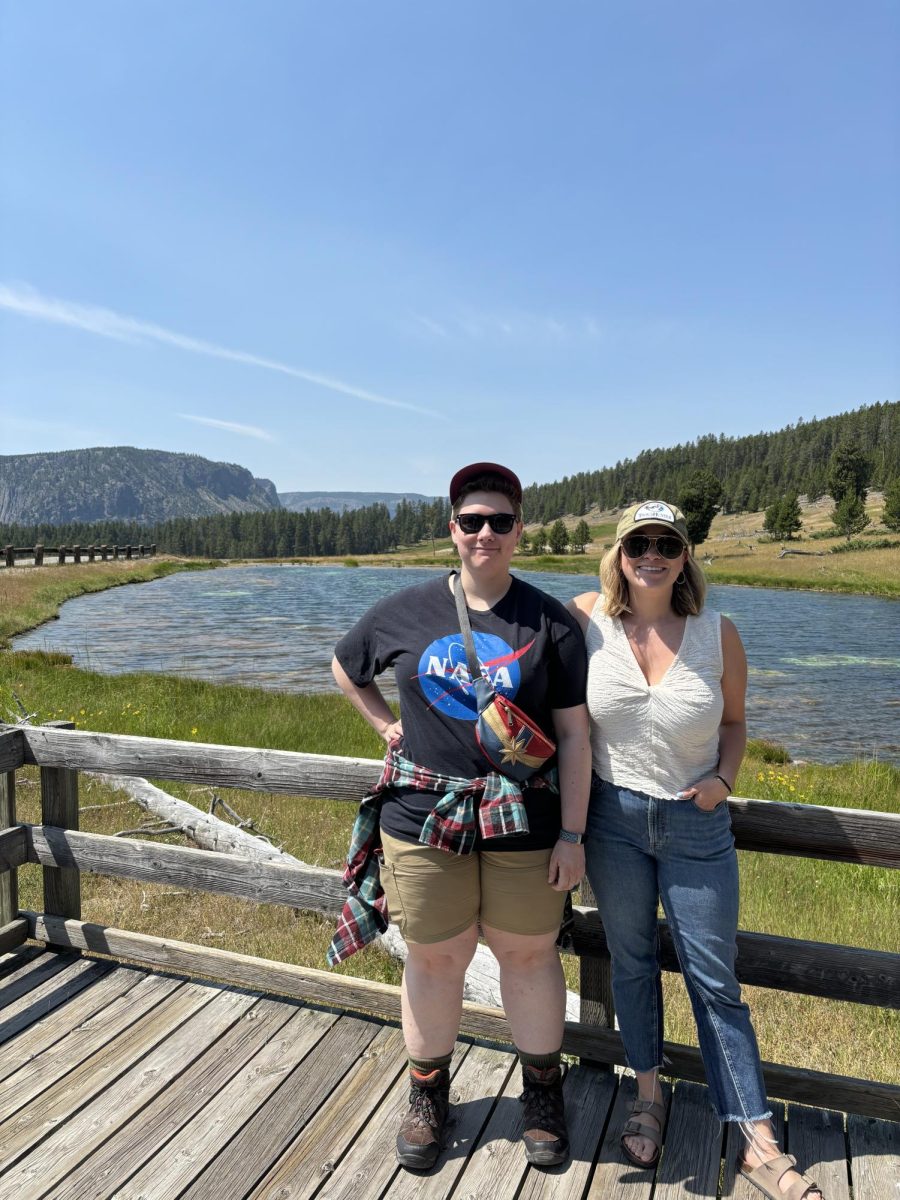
1, 2, 897, 497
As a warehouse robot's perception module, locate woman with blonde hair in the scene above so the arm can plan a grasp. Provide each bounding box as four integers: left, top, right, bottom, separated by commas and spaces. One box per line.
568, 501, 822, 1200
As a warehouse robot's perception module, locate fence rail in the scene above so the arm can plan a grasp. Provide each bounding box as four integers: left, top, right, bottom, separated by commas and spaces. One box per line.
2, 543, 156, 567
0, 720, 898, 1121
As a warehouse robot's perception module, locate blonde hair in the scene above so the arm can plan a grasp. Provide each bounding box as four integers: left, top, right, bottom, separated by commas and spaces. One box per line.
599, 541, 707, 617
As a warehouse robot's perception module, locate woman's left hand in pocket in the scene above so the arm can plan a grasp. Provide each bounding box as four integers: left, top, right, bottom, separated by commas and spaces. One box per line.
677, 776, 730, 811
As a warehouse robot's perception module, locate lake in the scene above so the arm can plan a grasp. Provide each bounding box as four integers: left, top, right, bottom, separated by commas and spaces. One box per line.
12, 564, 900, 765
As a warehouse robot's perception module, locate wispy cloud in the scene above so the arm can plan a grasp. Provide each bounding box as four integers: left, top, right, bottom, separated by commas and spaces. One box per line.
0, 282, 436, 417
178, 413, 276, 441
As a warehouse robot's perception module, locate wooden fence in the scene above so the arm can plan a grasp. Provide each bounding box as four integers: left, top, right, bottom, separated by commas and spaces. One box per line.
2, 544, 156, 568
0, 721, 898, 1122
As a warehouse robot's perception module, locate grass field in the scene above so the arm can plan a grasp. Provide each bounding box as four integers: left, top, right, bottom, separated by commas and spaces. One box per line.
1, 552, 897, 1084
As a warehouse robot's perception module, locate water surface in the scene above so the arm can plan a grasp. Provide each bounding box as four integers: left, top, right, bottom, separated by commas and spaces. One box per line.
13, 565, 899, 764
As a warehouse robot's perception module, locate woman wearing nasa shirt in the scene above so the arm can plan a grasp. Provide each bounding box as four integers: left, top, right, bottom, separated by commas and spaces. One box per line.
568, 500, 822, 1200
331, 462, 591, 1171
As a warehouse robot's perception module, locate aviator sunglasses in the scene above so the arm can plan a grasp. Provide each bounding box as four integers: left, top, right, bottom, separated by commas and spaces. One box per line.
456, 512, 518, 534
621, 534, 685, 560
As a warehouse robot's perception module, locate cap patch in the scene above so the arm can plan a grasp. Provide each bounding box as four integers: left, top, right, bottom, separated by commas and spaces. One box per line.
633, 501, 676, 523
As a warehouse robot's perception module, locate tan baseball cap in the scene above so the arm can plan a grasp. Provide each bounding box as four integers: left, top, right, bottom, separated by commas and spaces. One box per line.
616, 500, 689, 544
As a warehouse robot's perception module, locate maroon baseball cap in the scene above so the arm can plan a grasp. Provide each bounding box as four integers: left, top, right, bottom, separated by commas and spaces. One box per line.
449, 462, 523, 506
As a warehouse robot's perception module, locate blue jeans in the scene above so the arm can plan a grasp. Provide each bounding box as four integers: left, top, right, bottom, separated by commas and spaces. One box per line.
585, 776, 770, 1123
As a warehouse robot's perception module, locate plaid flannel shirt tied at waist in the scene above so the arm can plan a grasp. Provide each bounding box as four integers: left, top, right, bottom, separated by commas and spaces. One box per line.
325, 742, 558, 965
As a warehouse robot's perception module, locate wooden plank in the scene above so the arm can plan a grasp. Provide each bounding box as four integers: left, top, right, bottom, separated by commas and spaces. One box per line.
40, 748, 81, 922
113, 1005, 340, 1199
0, 964, 169, 1104
0, 825, 27, 873
51, 994, 300, 1200
313, 1042, 473, 1200
0, 917, 27, 953
0, 729, 24, 773
0, 948, 81, 1010
0, 825, 28, 873
653, 1081, 722, 1200
15, 723, 900, 866
569, 907, 900, 1008
28, 915, 900, 1121
431, 1050, 530, 1200
17, 723, 382, 801
728, 795, 900, 867
0, 987, 259, 1199
247, 1023, 408, 1199
585, 1076, 669, 1200
847, 1112, 900, 1200
787, 1102, 851, 1200
0, 772, 18, 928
387, 1044, 517, 1200
184, 1013, 382, 1198
25, 829, 899, 1008
26, 825, 345, 915
0, 943, 44, 977
0, 976, 199, 1173
722, 1105, 785, 1200
0, 971, 188, 1138
562, 1021, 900, 1123
0, 960, 136, 1076
516, 1064, 618, 1200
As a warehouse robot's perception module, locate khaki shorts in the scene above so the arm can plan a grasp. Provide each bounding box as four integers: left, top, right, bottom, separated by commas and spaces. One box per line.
380, 831, 567, 944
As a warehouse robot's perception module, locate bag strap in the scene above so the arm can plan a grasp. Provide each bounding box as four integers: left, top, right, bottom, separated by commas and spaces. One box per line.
452, 572, 482, 682
452, 572, 486, 687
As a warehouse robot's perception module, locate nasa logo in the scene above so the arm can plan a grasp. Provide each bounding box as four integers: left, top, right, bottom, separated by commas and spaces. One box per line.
416, 632, 524, 720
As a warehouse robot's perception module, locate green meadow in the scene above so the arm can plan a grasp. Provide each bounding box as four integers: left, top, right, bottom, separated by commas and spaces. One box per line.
0, 559, 897, 1084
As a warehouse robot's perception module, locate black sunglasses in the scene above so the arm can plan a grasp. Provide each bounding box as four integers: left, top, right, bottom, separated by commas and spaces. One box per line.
621, 534, 685, 560
456, 512, 518, 535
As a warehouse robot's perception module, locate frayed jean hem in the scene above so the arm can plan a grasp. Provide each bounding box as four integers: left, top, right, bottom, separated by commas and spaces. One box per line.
721, 1109, 773, 1124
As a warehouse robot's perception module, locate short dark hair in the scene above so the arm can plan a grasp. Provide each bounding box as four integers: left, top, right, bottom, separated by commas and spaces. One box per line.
452, 472, 523, 521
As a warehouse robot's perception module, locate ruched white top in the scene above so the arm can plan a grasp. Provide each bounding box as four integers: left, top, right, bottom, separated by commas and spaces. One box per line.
585, 596, 724, 799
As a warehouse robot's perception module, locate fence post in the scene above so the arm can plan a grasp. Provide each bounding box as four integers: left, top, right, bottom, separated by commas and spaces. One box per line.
0, 769, 17, 931
87, 546, 96, 562
73, 545, 81, 564
40, 721, 81, 940
100, 545, 108, 561
578, 876, 616, 1069
125, 545, 132, 560
150, 544, 157, 556
112, 545, 119, 560
4, 546, 12, 568
34, 545, 44, 566
58, 546, 66, 565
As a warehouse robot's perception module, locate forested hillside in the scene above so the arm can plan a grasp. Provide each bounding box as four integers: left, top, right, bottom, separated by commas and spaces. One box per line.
3, 403, 895, 557
523, 402, 898, 523
0, 447, 280, 524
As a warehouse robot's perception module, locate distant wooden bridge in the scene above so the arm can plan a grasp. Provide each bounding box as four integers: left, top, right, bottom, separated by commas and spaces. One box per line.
0, 722, 898, 1198
2, 543, 156, 568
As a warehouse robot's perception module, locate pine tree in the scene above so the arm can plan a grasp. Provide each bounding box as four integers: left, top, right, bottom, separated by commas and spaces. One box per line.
571, 519, 592, 553
678, 470, 723, 548
881, 479, 900, 533
548, 520, 570, 554
832, 493, 870, 540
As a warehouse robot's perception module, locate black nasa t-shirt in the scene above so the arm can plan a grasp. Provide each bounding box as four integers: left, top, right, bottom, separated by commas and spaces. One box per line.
334, 572, 587, 850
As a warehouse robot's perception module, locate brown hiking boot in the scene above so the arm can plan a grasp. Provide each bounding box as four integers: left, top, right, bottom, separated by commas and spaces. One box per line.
520, 1063, 569, 1166
396, 1067, 451, 1170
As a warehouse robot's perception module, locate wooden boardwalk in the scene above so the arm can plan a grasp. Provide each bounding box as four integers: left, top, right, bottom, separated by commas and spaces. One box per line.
1, 946, 897, 1200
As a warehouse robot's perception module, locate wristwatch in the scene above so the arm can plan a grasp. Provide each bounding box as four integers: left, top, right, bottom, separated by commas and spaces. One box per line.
557, 828, 584, 845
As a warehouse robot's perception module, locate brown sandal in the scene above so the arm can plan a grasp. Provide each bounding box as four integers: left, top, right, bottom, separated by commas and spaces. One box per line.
621, 1097, 665, 1168
738, 1152, 823, 1200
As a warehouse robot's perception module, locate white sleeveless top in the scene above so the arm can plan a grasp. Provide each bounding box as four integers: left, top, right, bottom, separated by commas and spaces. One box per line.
585, 597, 724, 799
